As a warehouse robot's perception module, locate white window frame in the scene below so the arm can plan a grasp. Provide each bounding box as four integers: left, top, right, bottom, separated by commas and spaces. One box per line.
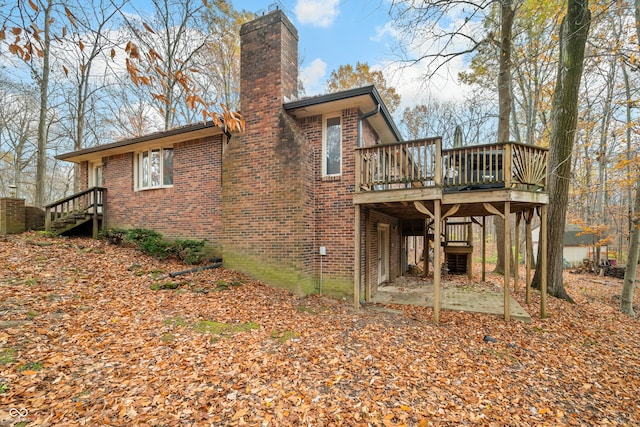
134, 147, 174, 191
322, 113, 342, 177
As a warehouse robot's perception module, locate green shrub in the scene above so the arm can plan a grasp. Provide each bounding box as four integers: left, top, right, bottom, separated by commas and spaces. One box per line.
101, 228, 207, 264
171, 239, 207, 265
100, 228, 127, 245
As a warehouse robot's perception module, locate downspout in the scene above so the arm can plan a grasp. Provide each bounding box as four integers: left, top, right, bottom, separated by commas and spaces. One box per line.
357, 103, 380, 303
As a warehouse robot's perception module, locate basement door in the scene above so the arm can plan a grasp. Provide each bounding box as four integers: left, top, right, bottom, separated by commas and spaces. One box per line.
378, 224, 390, 284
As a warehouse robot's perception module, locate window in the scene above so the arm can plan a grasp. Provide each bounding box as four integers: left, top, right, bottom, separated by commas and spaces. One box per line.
135, 147, 173, 190
323, 115, 341, 176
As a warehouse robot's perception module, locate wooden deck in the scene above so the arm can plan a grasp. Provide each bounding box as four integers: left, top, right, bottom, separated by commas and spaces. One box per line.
354, 138, 548, 218
352, 138, 549, 323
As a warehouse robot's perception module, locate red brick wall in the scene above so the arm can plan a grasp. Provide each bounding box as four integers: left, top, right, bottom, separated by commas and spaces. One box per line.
101, 135, 224, 248
79, 162, 89, 189
0, 198, 25, 234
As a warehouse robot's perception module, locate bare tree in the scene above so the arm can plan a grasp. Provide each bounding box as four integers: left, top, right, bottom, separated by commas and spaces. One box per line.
620, 0, 640, 317
532, 0, 591, 301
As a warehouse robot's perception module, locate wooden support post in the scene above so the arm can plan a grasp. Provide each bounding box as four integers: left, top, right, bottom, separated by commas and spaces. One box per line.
354, 205, 361, 309
424, 219, 429, 277
540, 204, 548, 318
525, 209, 533, 305
433, 200, 442, 323
504, 201, 511, 321
482, 216, 486, 282
365, 209, 371, 303
467, 219, 473, 279
514, 212, 521, 292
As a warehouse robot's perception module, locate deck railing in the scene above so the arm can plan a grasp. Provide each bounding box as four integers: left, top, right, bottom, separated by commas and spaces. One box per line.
356, 137, 441, 191
356, 140, 547, 192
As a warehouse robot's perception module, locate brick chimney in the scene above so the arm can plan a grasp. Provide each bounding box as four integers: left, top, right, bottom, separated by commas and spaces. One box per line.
222, 10, 316, 295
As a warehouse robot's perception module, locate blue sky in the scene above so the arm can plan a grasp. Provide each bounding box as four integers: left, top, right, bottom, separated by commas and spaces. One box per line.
231, 0, 471, 109
232, 0, 396, 95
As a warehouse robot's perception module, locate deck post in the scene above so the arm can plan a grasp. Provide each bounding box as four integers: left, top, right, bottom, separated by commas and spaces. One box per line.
423, 219, 429, 276
433, 200, 442, 323
525, 209, 533, 305
481, 216, 486, 282
354, 205, 361, 309
467, 220, 473, 279
514, 212, 521, 292
504, 201, 511, 321
540, 204, 548, 318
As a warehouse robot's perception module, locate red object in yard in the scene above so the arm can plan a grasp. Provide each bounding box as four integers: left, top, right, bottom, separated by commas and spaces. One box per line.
608, 259, 617, 267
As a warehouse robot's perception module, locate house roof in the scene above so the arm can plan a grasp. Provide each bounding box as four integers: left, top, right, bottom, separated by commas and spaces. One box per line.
56, 121, 224, 163
57, 86, 402, 164
284, 85, 403, 143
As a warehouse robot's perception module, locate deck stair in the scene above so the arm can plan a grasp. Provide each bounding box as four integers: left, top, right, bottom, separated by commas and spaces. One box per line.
44, 187, 106, 238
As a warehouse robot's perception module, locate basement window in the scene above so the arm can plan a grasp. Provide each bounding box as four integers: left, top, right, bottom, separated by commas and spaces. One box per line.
323, 115, 342, 177
135, 147, 173, 190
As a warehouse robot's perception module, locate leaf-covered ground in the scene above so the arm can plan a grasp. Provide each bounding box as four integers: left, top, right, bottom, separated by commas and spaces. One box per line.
1, 233, 639, 426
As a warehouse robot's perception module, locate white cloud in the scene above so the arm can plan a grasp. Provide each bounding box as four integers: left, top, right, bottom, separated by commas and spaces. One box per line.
300, 58, 327, 96
294, 0, 340, 28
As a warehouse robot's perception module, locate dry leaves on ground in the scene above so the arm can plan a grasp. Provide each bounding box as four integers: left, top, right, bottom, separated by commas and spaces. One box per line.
1, 233, 639, 426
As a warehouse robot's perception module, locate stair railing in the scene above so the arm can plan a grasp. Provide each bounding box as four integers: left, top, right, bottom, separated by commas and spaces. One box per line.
45, 187, 106, 238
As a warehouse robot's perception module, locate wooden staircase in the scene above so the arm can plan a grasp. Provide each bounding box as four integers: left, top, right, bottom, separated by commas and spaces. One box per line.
45, 187, 106, 238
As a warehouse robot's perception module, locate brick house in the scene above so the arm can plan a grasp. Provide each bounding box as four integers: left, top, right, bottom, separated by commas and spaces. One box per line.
57, 9, 550, 319
58, 10, 403, 300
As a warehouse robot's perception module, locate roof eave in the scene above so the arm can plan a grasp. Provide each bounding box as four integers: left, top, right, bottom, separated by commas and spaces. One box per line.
284, 85, 403, 142
57, 121, 224, 163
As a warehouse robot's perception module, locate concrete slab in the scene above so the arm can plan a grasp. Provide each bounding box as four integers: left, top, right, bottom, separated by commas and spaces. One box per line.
369, 275, 532, 322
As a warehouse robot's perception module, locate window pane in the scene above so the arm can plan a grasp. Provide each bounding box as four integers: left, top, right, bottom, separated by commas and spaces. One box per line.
151, 149, 161, 187
142, 152, 149, 188
326, 117, 341, 175
163, 149, 174, 185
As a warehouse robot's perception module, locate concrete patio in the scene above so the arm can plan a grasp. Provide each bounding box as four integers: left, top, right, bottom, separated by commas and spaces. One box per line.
369, 275, 532, 322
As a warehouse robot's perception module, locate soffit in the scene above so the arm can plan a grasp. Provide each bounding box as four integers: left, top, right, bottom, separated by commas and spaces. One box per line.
57, 124, 223, 163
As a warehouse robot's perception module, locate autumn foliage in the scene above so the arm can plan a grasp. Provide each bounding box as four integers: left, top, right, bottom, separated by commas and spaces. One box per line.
1, 233, 639, 426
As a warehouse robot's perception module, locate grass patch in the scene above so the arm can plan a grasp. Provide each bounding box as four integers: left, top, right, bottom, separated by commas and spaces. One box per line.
0, 348, 17, 365
193, 320, 259, 337
160, 333, 176, 342
164, 316, 187, 327
270, 329, 300, 343
25, 277, 38, 286
26, 311, 37, 319
213, 280, 243, 292
150, 281, 181, 291
296, 305, 318, 315
18, 361, 43, 372
0, 382, 8, 394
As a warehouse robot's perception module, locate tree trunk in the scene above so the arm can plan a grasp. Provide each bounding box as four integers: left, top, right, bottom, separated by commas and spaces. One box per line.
621, 173, 640, 316
34, 0, 52, 208
532, 0, 590, 300
494, 0, 515, 275
620, 0, 640, 317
